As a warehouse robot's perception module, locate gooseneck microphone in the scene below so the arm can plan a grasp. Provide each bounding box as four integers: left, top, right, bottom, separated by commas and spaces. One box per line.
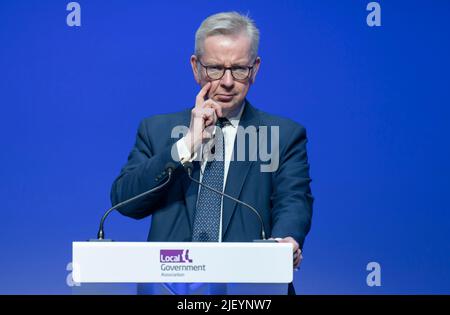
94, 162, 177, 241
182, 161, 267, 240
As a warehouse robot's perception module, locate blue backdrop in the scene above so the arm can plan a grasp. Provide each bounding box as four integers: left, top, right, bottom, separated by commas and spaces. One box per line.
1, 0, 449, 294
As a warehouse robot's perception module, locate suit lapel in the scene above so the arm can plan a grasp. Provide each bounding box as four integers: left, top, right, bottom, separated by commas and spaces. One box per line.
221, 100, 260, 239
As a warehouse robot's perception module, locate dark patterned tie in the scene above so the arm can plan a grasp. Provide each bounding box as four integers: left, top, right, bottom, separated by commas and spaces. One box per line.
192, 118, 230, 242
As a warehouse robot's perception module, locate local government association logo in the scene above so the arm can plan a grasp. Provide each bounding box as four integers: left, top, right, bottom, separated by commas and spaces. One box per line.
159, 249, 206, 276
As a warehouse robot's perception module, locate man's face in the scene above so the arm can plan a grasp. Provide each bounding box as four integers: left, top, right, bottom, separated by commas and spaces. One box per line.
190, 33, 260, 117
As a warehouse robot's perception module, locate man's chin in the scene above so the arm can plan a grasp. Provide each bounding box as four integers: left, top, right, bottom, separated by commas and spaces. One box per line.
215, 99, 234, 109
215, 99, 233, 106
215, 100, 244, 117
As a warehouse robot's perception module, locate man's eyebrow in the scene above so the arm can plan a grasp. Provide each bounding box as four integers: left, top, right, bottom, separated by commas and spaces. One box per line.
203, 60, 251, 66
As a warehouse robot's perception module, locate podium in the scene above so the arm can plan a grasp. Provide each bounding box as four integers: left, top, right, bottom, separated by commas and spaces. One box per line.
72, 241, 293, 295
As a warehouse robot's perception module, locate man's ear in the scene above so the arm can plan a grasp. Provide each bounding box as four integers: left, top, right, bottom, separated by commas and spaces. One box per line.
249, 57, 261, 84
190, 55, 201, 84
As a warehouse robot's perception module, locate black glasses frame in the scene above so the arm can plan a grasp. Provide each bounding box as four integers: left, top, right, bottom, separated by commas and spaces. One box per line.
197, 59, 256, 81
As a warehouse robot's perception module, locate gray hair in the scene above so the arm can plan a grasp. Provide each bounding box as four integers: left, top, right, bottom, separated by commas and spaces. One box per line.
195, 12, 260, 60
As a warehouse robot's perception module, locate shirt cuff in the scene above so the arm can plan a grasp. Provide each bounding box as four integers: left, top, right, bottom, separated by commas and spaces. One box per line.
176, 137, 197, 163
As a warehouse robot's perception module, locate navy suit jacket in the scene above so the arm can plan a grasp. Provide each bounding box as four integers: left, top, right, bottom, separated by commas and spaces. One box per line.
111, 101, 313, 249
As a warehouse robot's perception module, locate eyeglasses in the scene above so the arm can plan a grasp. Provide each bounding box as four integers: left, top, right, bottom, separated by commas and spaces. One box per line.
197, 59, 256, 81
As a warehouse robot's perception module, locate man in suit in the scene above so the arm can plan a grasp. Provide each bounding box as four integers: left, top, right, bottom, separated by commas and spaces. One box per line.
110, 12, 313, 294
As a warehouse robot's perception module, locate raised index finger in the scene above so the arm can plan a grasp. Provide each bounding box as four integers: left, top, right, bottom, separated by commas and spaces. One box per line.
195, 82, 211, 106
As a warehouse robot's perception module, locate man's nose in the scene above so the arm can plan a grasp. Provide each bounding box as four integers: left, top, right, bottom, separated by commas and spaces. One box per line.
220, 69, 235, 88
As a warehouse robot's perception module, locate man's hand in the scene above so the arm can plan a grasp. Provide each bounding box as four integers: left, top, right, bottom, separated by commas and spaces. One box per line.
184, 82, 223, 154
271, 236, 303, 269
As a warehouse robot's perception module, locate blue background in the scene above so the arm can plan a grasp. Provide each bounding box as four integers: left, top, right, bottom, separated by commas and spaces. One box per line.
1, 0, 449, 294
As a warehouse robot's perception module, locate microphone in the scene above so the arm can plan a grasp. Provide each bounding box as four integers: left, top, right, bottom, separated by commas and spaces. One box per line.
182, 161, 267, 240
93, 162, 177, 241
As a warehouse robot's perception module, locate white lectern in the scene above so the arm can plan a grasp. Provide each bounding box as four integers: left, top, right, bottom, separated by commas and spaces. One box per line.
72, 242, 293, 295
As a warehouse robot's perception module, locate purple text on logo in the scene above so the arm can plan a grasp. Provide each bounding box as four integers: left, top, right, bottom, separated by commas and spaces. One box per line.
160, 249, 193, 263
